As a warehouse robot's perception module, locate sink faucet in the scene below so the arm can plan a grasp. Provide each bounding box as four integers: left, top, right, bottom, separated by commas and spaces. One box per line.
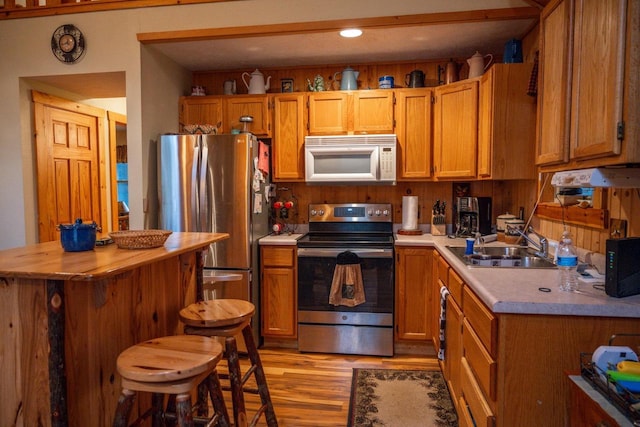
507, 225, 549, 259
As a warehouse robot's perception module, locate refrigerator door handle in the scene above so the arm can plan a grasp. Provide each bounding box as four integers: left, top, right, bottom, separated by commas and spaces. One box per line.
197, 136, 209, 232
191, 136, 201, 231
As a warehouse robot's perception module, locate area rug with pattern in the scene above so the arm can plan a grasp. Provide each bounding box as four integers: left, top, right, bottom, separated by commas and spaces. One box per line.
347, 369, 458, 427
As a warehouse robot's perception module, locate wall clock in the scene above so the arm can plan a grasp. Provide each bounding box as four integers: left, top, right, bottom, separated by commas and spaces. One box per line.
51, 24, 86, 64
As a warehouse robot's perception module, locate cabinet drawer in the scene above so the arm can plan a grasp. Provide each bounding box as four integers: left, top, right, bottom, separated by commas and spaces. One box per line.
448, 268, 464, 306
463, 285, 498, 357
461, 357, 495, 427
463, 318, 497, 401
457, 396, 476, 427
261, 246, 295, 267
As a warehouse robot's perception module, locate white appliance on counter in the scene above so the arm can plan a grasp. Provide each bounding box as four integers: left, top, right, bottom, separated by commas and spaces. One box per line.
551, 167, 640, 188
158, 133, 270, 345
304, 134, 397, 184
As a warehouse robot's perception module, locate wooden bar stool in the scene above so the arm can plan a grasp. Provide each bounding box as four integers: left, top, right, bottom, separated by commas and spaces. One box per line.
179, 299, 278, 427
113, 335, 230, 427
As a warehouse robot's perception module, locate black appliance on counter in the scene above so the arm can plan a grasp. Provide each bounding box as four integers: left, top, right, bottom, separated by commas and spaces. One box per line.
455, 196, 492, 236
606, 237, 640, 298
296, 203, 394, 356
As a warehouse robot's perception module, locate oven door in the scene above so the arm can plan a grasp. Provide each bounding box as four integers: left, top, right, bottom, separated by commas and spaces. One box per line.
297, 247, 394, 313
297, 246, 394, 355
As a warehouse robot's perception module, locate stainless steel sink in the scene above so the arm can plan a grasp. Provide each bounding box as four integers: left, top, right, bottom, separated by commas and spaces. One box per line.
446, 245, 557, 269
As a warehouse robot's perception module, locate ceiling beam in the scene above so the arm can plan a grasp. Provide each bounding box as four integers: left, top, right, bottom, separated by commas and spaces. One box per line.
138, 7, 540, 44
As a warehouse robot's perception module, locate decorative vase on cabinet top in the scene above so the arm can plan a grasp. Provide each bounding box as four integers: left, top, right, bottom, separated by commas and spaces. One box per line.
467, 51, 494, 78
242, 69, 271, 94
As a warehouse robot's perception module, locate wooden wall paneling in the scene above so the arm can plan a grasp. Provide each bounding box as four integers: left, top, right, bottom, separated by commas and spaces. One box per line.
630, 189, 640, 237
192, 59, 466, 95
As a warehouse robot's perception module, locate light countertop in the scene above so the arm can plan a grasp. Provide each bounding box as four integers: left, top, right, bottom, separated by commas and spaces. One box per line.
396, 234, 640, 318
259, 233, 304, 245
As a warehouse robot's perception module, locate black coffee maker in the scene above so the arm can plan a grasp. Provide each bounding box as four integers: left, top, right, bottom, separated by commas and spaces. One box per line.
455, 196, 492, 236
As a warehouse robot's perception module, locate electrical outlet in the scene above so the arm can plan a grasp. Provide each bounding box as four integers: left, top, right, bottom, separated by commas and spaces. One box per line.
609, 218, 627, 239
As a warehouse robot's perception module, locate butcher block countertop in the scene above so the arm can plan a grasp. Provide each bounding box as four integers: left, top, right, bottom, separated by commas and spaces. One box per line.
0, 231, 228, 280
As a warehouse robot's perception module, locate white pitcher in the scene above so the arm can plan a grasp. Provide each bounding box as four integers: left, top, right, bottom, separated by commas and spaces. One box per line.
467, 51, 494, 78
242, 69, 271, 94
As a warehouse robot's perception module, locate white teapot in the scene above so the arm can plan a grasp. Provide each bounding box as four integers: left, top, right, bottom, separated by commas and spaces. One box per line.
467, 51, 494, 78
242, 69, 271, 94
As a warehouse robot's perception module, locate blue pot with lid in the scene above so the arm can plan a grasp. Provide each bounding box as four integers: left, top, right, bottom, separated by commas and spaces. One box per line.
58, 218, 100, 252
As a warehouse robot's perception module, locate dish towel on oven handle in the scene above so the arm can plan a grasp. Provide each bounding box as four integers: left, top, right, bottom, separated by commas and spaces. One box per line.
438, 286, 450, 361
329, 251, 366, 307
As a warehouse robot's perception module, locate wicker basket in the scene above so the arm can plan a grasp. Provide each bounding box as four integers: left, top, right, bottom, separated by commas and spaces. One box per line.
109, 230, 172, 249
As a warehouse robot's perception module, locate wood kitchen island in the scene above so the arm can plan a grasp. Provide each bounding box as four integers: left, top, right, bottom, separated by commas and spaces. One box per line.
0, 232, 228, 427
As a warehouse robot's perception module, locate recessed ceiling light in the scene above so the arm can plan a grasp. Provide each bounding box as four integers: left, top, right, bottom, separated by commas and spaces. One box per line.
340, 28, 363, 38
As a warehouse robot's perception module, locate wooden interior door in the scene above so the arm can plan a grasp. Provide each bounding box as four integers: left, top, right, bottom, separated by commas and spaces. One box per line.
33, 91, 107, 242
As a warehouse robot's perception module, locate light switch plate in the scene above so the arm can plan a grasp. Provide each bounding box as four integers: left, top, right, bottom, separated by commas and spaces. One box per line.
609, 218, 627, 239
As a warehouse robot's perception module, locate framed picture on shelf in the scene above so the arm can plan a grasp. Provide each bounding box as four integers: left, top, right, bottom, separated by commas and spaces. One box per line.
281, 78, 294, 93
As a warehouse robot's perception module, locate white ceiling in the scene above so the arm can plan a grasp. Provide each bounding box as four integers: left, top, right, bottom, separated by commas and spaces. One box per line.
31, 2, 544, 97
151, 19, 537, 72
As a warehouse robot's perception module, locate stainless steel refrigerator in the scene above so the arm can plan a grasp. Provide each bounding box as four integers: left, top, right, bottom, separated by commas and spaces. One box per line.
158, 133, 269, 345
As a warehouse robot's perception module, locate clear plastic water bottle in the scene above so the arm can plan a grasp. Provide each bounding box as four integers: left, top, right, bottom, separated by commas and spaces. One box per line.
557, 230, 579, 291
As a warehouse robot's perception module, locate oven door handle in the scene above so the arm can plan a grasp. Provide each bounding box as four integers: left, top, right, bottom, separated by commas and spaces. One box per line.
297, 248, 393, 258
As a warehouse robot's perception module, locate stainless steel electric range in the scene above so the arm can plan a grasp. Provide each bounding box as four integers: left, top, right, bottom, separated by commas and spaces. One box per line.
296, 203, 394, 356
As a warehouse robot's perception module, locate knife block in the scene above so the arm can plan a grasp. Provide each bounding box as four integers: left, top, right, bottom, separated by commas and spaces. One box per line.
431, 215, 446, 236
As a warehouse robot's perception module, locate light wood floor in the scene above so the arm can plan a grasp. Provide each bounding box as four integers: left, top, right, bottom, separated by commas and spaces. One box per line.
222, 347, 441, 426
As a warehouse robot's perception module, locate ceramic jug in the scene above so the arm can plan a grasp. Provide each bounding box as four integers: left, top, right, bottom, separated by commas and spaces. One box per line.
405, 70, 425, 88
334, 67, 359, 90
242, 69, 271, 94
467, 51, 494, 78
223, 79, 237, 95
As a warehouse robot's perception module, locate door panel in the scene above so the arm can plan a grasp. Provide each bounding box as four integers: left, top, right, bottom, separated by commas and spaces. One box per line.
34, 91, 106, 242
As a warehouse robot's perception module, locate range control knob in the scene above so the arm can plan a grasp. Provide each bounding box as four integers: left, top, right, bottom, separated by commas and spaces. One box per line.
383, 209, 390, 216
310, 209, 317, 217
367, 209, 374, 216
375, 209, 381, 216
318, 209, 325, 216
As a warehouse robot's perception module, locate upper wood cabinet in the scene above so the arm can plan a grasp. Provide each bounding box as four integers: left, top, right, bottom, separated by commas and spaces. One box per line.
179, 96, 224, 131
537, 0, 640, 169
478, 63, 536, 180
395, 88, 433, 180
224, 95, 271, 137
307, 90, 394, 135
179, 95, 270, 136
272, 93, 306, 181
433, 80, 479, 179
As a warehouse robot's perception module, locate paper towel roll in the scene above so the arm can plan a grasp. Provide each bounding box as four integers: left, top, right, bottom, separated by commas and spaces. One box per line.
402, 196, 419, 230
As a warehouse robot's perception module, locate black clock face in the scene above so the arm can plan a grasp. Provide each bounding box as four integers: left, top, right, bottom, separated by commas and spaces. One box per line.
51, 24, 85, 64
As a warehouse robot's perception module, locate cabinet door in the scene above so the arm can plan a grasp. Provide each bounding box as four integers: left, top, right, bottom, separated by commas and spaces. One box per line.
536, 0, 571, 166
352, 90, 394, 134
179, 96, 223, 131
395, 247, 433, 341
308, 92, 349, 134
261, 246, 297, 338
570, 0, 626, 160
395, 89, 433, 179
224, 95, 270, 136
478, 64, 536, 179
273, 94, 306, 181
261, 266, 296, 337
433, 80, 478, 179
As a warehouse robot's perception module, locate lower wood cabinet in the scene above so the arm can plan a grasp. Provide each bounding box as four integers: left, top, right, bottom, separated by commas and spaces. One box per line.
260, 245, 297, 338
394, 246, 434, 341
568, 376, 623, 427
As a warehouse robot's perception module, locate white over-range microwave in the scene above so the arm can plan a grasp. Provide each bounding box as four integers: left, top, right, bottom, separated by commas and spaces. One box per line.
304, 134, 397, 184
